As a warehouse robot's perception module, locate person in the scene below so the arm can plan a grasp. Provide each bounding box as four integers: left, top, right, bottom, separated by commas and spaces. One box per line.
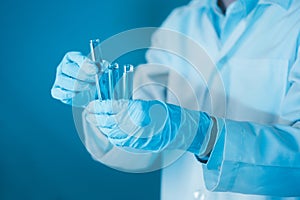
51, 0, 300, 199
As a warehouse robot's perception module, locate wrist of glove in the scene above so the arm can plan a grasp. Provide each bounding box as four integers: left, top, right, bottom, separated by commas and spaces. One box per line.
85, 99, 213, 154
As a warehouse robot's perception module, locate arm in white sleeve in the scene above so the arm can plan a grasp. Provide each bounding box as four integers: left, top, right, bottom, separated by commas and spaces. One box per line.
202, 47, 300, 197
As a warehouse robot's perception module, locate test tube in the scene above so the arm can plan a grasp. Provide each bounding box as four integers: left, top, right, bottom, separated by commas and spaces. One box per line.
89, 39, 103, 101
108, 63, 120, 100
122, 64, 134, 99
108, 65, 114, 99
99, 70, 110, 100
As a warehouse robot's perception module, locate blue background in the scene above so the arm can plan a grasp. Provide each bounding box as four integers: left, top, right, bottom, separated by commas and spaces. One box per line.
0, 0, 189, 199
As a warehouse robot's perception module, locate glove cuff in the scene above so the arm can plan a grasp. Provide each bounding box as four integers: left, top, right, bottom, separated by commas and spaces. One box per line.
187, 112, 213, 155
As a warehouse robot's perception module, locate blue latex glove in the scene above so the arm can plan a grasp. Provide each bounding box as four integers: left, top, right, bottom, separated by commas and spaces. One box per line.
85, 99, 213, 154
51, 52, 99, 107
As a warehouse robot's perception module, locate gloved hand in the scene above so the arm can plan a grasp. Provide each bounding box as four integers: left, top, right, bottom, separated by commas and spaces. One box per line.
51, 52, 99, 107
85, 99, 213, 155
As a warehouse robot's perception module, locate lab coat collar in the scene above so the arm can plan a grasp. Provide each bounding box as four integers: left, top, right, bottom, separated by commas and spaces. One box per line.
240, 0, 259, 15
258, 0, 292, 10
189, 0, 292, 11
190, 0, 259, 16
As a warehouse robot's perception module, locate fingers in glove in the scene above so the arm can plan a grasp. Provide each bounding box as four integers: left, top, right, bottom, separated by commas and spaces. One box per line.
54, 73, 93, 92
60, 52, 99, 82
86, 100, 129, 115
86, 113, 118, 128
102, 128, 128, 140
51, 86, 76, 101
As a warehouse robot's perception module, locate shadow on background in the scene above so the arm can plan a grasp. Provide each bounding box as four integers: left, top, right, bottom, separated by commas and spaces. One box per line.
0, 0, 189, 199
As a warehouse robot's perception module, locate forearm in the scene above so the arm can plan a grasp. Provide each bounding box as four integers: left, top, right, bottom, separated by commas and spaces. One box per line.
203, 118, 300, 196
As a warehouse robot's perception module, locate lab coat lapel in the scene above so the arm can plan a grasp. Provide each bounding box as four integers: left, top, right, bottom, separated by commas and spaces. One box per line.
217, 8, 264, 62
218, 19, 247, 60
202, 14, 221, 61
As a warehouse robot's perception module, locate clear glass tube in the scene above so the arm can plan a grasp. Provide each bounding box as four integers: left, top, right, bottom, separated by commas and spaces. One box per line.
89, 39, 103, 101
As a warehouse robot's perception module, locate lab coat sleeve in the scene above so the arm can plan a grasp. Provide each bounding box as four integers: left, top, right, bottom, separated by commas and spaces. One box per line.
203, 46, 300, 197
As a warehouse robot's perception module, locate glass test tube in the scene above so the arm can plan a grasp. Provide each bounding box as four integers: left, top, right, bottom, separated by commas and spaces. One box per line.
89, 39, 103, 101
122, 64, 134, 100
99, 70, 109, 100
99, 63, 119, 100
108, 63, 119, 100
90, 39, 134, 100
